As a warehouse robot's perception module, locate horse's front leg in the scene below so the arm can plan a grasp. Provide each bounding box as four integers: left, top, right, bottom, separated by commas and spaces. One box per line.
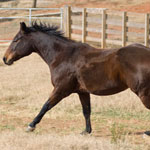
27, 88, 68, 132
78, 92, 92, 134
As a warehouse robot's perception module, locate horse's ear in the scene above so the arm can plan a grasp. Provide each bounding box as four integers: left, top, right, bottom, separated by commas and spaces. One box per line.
20, 22, 27, 33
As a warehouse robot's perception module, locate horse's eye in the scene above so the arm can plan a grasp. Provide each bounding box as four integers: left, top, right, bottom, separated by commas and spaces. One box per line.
13, 39, 18, 42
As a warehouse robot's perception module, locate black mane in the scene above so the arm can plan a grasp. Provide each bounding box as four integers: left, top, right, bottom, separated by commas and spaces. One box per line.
28, 22, 69, 41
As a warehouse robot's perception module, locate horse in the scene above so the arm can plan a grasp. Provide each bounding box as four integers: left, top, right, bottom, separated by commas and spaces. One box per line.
3, 22, 150, 134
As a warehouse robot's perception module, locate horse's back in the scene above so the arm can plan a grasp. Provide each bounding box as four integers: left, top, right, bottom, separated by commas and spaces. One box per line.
117, 43, 150, 71
117, 43, 150, 61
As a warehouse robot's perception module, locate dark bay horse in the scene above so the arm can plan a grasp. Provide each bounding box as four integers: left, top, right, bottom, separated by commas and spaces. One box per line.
3, 22, 150, 134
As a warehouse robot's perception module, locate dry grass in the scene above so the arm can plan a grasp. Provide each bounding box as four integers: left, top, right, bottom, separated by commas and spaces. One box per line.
0, 130, 145, 150
1, 46, 150, 149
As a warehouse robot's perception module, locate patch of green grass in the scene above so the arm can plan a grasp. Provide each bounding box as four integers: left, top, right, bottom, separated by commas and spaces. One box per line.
91, 107, 150, 136
93, 108, 150, 121
0, 125, 15, 131
110, 122, 127, 144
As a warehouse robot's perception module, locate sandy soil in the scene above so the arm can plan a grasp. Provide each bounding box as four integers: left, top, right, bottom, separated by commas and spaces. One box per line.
47, 0, 150, 13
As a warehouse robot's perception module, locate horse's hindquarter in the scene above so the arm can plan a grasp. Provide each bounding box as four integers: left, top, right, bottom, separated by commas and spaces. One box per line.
117, 44, 150, 94
76, 49, 128, 95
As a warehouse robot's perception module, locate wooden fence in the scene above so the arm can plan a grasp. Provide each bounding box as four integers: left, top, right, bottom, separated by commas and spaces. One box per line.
63, 6, 150, 48
0, 6, 149, 48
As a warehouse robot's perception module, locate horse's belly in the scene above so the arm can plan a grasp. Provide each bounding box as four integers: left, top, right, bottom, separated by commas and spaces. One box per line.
91, 85, 127, 96
88, 80, 127, 95
79, 75, 127, 96
78, 59, 127, 95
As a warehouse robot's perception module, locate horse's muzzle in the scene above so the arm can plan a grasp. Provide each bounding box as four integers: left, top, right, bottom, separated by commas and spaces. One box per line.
3, 57, 13, 65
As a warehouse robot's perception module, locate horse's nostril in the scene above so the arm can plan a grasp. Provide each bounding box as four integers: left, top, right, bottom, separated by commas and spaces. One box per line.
3, 57, 6, 63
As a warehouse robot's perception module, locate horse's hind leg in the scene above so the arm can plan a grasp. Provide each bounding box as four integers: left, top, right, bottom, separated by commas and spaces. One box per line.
78, 92, 92, 134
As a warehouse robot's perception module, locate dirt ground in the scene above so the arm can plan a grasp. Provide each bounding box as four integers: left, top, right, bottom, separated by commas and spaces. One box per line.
1, 0, 150, 13
47, 0, 150, 13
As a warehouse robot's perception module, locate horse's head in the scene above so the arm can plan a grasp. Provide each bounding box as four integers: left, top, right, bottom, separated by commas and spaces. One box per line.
3, 22, 34, 65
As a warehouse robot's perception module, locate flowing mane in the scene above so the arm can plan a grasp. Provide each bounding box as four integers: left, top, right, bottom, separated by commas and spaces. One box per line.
28, 22, 70, 41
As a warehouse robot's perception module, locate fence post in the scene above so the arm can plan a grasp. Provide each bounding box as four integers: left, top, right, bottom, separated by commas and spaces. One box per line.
101, 9, 106, 48
82, 8, 86, 43
145, 13, 149, 47
66, 6, 71, 39
29, 8, 32, 26
60, 8, 63, 30
63, 6, 67, 36
122, 12, 127, 47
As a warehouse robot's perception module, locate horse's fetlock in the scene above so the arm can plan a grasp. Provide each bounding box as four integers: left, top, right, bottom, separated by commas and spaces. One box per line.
26, 125, 36, 132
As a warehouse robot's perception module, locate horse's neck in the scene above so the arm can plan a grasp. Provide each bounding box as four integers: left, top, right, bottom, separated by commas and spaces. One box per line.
36, 46, 55, 65
34, 33, 66, 66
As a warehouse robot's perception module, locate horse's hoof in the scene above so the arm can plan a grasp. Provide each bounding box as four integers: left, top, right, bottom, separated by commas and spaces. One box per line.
144, 131, 150, 136
143, 131, 150, 139
80, 130, 90, 135
143, 132, 150, 144
26, 126, 35, 132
